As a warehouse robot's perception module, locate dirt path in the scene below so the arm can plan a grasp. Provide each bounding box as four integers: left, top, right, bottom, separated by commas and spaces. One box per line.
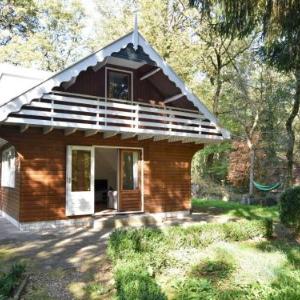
0, 226, 114, 299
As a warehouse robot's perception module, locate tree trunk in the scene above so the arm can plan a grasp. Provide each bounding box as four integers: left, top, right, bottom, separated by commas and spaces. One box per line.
248, 143, 255, 198
212, 73, 222, 116
206, 70, 222, 174
285, 68, 300, 187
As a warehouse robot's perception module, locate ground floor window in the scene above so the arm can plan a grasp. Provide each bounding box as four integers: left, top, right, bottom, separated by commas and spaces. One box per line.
1, 146, 16, 188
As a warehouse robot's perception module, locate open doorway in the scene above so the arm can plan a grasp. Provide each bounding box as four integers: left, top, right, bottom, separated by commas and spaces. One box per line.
94, 147, 118, 213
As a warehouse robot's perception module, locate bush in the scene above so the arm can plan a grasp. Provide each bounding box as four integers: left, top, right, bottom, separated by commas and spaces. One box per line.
223, 218, 273, 240
0, 263, 25, 299
107, 227, 164, 260
167, 219, 273, 249
108, 220, 273, 261
279, 186, 300, 231
173, 278, 216, 300
115, 263, 167, 300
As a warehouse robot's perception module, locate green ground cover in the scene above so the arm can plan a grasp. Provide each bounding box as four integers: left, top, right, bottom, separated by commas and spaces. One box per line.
192, 198, 279, 221
107, 217, 300, 299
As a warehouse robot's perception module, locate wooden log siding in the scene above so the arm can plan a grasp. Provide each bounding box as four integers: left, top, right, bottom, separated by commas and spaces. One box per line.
0, 146, 20, 221
0, 126, 202, 222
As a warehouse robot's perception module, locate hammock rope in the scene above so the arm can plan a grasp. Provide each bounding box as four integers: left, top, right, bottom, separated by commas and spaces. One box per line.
253, 181, 281, 192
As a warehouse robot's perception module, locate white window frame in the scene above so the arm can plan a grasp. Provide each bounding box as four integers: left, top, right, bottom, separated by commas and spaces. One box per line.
105, 67, 134, 102
1, 146, 16, 188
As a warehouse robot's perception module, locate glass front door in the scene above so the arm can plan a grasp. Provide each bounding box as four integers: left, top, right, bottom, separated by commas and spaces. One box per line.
66, 146, 94, 216
119, 149, 141, 211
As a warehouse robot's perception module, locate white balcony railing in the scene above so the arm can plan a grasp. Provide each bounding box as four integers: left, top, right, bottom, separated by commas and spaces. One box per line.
5, 91, 223, 142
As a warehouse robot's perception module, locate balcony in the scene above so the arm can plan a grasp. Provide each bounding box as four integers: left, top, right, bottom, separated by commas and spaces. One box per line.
5, 91, 223, 143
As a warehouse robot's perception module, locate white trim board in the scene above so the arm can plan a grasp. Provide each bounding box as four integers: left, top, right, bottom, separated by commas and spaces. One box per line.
0, 30, 230, 141
93, 145, 144, 214
1, 210, 20, 229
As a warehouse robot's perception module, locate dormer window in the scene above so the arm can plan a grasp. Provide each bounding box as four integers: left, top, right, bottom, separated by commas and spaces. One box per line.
107, 69, 132, 100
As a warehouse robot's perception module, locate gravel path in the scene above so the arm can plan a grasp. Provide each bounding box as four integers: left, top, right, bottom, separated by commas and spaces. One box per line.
0, 226, 113, 299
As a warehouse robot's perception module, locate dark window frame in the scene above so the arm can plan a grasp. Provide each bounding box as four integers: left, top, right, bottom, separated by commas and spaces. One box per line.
107, 69, 132, 101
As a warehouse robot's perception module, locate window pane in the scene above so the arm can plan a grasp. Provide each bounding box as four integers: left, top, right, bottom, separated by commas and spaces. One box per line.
72, 150, 91, 192
122, 151, 139, 190
1, 147, 15, 188
108, 71, 130, 100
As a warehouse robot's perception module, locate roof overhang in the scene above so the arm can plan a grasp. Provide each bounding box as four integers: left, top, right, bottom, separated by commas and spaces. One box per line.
0, 30, 230, 142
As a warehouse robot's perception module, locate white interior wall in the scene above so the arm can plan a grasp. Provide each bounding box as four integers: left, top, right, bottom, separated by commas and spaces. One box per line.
94, 148, 118, 190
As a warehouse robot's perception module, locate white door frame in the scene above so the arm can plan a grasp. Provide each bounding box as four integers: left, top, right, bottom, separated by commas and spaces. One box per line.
93, 145, 144, 213
66, 145, 95, 216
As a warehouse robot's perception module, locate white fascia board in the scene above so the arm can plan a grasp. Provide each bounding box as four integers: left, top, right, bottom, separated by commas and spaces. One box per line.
0, 32, 134, 122
137, 34, 229, 135
0, 63, 52, 80
0, 31, 230, 140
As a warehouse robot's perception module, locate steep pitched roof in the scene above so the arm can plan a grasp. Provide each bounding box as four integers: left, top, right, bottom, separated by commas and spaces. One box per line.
0, 30, 230, 139
0, 63, 52, 106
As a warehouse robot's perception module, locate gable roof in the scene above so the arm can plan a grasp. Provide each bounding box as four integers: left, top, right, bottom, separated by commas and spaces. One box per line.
0, 30, 230, 139
0, 63, 52, 106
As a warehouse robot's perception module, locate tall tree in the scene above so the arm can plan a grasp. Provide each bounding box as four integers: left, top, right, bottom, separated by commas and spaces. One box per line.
0, 0, 91, 71
94, 0, 197, 81
185, 5, 253, 171
190, 0, 300, 186
0, 0, 37, 46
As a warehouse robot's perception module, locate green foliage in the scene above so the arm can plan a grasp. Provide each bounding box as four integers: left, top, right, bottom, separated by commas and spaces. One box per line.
167, 219, 272, 249
191, 249, 236, 282
279, 186, 300, 231
107, 227, 164, 259
192, 143, 232, 182
0, 263, 25, 298
108, 220, 272, 258
173, 278, 216, 300
83, 282, 110, 297
0, 0, 91, 71
192, 198, 279, 221
0, 0, 37, 45
115, 262, 167, 300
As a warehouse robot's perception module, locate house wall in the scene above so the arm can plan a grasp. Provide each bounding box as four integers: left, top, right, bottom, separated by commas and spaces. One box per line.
0, 126, 202, 223
54, 64, 197, 110
55, 64, 165, 104
0, 145, 20, 222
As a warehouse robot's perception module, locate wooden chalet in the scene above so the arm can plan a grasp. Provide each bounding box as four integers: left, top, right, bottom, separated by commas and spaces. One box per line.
0, 28, 230, 231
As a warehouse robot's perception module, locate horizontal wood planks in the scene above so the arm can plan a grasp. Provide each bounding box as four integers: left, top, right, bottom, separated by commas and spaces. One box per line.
0, 126, 202, 222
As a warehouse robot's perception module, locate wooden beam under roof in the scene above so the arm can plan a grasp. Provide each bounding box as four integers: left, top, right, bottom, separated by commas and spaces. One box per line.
153, 136, 169, 141
168, 137, 183, 143
85, 130, 99, 137
64, 128, 77, 136
138, 134, 153, 141
140, 68, 160, 81
164, 93, 184, 104
43, 127, 54, 135
20, 124, 29, 133
121, 133, 136, 140
103, 131, 118, 139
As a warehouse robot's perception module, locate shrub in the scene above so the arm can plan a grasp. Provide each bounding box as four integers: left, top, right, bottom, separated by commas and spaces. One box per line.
279, 186, 300, 231
0, 263, 25, 299
167, 219, 273, 249
107, 227, 164, 260
115, 263, 167, 300
223, 218, 273, 240
108, 219, 273, 261
173, 278, 216, 300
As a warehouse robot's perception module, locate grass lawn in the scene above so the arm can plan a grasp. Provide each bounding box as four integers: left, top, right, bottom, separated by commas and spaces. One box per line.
192, 198, 279, 221
107, 200, 300, 299
108, 220, 300, 299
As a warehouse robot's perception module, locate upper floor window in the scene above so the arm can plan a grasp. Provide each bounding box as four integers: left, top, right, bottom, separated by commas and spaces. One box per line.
1, 146, 16, 188
107, 69, 131, 100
